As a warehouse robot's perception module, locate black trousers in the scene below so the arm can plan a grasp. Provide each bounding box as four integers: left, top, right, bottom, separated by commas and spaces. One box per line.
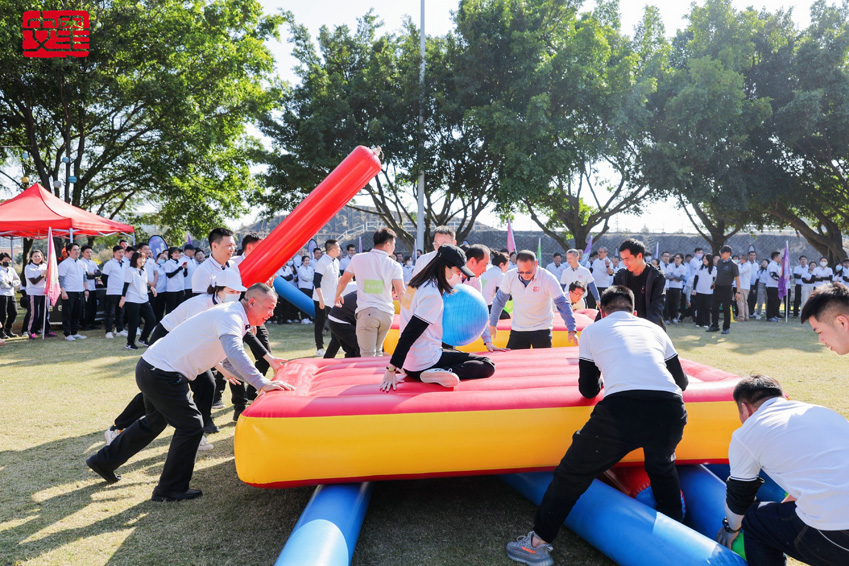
313, 301, 329, 349
665, 288, 681, 321
533, 393, 687, 543
766, 287, 780, 319
228, 324, 270, 408
164, 291, 182, 314
506, 329, 552, 349
104, 295, 124, 333
114, 369, 215, 430
152, 293, 166, 323
711, 285, 734, 330
61, 291, 84, 336
299, 288, 314, 321
748, 284, 758, 315
124, 301, 155, 346
694, 293, 712, 327
325, 320, 360, 358
82, 288, 98, 328
404, 350, 495, 381
23, 294, 49, 336
91, 359, 203, 494
0, 295, 18, 333
792, 284, 802, 316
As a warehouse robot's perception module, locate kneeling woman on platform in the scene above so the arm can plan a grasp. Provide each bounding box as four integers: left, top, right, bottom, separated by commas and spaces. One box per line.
381, 244, 495, 391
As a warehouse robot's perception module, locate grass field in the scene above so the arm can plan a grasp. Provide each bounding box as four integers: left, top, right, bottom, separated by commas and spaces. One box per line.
0, 316, 842, 565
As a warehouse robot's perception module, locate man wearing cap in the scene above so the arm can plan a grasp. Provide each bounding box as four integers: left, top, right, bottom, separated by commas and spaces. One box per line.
335, 227, 405, 358
86, 283, 292, 502
489, 250, 578, 349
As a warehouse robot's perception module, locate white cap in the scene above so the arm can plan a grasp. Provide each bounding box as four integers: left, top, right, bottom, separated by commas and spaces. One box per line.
211, 268, 246, 292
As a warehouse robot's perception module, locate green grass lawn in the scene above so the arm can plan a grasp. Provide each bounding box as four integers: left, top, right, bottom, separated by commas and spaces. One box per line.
0, 317, 842, 565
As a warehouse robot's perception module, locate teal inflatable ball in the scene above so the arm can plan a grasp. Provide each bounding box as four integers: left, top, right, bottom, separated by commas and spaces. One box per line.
442, 284, 488, 346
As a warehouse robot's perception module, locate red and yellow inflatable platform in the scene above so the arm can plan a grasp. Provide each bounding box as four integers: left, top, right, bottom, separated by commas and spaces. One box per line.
234, 348, 740, 488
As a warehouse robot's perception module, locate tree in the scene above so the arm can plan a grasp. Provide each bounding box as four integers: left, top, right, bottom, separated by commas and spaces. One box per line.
643, 0, 779, 254
0, 0, 282, 242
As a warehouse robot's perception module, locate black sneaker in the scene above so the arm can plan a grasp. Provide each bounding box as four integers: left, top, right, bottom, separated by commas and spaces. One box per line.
233, 405, 245, 421
721, 329, 730, 335
6, 332, 18, 338
203, 423, 220, 434
151, 488, 203, 502
706, 327, 720, 332
86, 455, 121, 484
138, 340, 150, 347
125, 344, 139, 350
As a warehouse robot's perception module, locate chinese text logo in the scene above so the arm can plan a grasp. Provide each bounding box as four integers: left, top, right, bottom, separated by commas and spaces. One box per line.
23, 11, 89, 58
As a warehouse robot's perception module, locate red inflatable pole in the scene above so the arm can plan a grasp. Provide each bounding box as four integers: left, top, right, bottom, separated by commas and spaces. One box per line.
238, 146, 382, 286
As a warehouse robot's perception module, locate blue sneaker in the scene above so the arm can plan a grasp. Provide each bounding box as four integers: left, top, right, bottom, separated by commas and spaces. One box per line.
506, 531, 554, 566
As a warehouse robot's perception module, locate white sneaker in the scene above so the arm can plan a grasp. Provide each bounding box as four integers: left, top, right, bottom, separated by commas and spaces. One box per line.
105, 332, 114, 339
301, 319, 312, 325
72, 334, 87, 340
65, 335, 76, 341
420, 369, 460, 388
315, 348, 325, 357
104, 427, 121, 446
118, 330, 128, 337
198, 436, 214, 451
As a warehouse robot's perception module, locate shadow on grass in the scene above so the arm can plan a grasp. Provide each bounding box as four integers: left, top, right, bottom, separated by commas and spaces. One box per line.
668, 318, 819, 354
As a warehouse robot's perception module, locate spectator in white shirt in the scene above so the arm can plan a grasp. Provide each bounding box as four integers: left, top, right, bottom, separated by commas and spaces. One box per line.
0, 252, 21, 338
86, 283, 292, 501
791, 256, 808, 317
560, 249, 600, 304
312, 239, 341, 356
691, 253, 716, 328
590, 247, 615, 305
402, 256, 414, 283
664, 253, 687, 324
412, 225, 456, 277
764, 251, 782, 322
568, 281, 587, 311
339, 244, 356, 275
120, 251, 157, 350
736, 253, 753, 321
481, 252, 510, 310
812, 257, 834, 290
545, 253, 565, 281
490, 250, 578, 349
296, 256, 315, 323
58, 243, 90, 341
194, 250, 205, 265
192, 228, 237, 294
181, 245, 198, 302
164, 247, 189, 314
101, 245, 127, 338
380, 244, 495, 391
715, 375, 849, 565
335, 227, 405, 357
508, 251, 518, 271
79, 245, 101, 331
152, 251, 169, 321
22, 250, 54, 338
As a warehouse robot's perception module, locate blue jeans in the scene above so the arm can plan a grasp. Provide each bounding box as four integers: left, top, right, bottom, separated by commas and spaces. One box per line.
744, 501, 849, 566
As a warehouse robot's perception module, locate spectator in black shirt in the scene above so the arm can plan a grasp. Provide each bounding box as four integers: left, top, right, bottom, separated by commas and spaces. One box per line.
709, 245, 741, 334
610, 239, 667, 329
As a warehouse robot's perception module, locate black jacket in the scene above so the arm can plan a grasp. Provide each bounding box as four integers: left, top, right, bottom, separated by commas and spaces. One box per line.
612, 263, 667, 330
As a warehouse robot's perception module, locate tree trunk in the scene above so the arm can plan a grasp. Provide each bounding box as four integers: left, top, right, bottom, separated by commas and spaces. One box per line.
767, 205, 845, 263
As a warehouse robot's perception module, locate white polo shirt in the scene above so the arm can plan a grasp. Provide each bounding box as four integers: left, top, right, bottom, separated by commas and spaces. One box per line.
545, 262, 565, 280
411, 250, 437, 277
480, 265, 504, 305
101, 258, 125, 295
58, 257, 87, 292
503, 268, 566, 332
25, 263, 47, 296
143, 259, 157, 285
165, 258, 187, 293
578, 311, 681, 397
192, 255, 234, 293
737, 261, 752, 291
694, 266, 716, 294
183, 257, 198, 290
813, 266, 833, 289
591, 258, 613, 288
766, 260, 781, 289
560, 264, 593, 289
339, 254, 355, 273
296, 265, 314, 290
0, 265, 20, 297
123, 267, 149, 304
666, 263, 687, 290
160, 294, 218, 331
398, 280, 443, 372
312, 254, 340, 301
143, 301, 261, 384
729, 397, 849, 531
346, 249, 404, 315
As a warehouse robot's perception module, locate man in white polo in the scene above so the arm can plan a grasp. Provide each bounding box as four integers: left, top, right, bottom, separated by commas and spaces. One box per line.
490, 250, 577, 349
86, 283, 292, 502
192, 227, 237, 294
335, 227, 405, 357
412, 225, 456, 276
560, 248, 600, 305
715, 375, 849, 565
58, 242, 90, 341
590, 247, 614, 307
312, 239, 341, 357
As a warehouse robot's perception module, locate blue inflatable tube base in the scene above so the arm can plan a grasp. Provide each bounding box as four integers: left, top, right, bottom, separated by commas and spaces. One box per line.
273, 276, 316, 318
275, 482, 373, 566
705, 463, 787, 503
500, 472, 746, 566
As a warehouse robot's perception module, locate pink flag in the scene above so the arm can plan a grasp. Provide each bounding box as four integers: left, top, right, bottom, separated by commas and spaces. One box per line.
506, 220, 517, 253
583, 234, 593, 258
44, 227, 61, 307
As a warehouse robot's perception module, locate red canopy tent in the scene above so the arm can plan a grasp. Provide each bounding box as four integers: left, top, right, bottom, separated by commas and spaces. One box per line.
0, 183, 134, 239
